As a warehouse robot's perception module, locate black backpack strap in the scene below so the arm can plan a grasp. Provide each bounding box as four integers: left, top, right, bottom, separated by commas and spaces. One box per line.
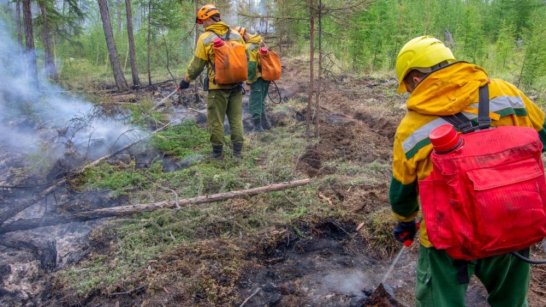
443, 84, 490, 133
443, 113, 474, 133
477, 84, 491, 129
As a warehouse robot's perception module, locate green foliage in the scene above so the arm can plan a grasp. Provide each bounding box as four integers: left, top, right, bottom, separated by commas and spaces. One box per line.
520, 9, 546, 90
493, 21, 516, 73
125, 99, 165, 127
458, 3, 487, 63
151, 121, 210, 158
82, 161, 149, 196
306, 0, 546, 88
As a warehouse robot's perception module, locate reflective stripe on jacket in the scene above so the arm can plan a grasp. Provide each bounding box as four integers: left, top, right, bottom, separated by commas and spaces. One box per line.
390, 62, 546, 247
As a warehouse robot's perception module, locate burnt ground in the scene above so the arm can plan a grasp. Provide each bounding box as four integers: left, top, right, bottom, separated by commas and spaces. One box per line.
2, 59, 546, 306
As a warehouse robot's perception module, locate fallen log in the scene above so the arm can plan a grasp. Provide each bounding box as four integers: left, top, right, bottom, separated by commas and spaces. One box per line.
110, 93, 138, 102
0, 178, 311, 234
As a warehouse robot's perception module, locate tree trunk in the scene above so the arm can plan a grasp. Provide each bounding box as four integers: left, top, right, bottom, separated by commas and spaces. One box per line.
306, 0, 315, 137
193, 0, 200, 104
147, 0, 152, 86
0, 179, 311, 234
38, 0, 58, 81
97, 0, 128, 91
125, 0, 140, 87
116, 0, 123, 34
162, 34, 175, 81
314, 0, 322, 138
22, 0, 37, 84
15, 0, 23, 46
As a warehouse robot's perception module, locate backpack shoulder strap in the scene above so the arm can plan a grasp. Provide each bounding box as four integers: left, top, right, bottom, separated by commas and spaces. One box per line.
477, 84, 491, 129
225, 28, 231, 41
442, 84, 490, 133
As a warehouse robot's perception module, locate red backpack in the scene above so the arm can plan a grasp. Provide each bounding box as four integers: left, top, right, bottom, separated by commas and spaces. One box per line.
419, 85, 546, 260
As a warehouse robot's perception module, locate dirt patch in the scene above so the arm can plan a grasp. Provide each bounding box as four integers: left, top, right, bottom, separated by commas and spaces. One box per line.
297, 145, 322, 177
239, 219, 377, 307
529, 247, 546, 307
49, 216, 415, 307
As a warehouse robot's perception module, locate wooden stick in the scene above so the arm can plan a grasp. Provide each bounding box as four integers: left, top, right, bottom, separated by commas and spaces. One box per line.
0, 179, 311, 234
239, 287, 261, 307
76, 178, 311, 218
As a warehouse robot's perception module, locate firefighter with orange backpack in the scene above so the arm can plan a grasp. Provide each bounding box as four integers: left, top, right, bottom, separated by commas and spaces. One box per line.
178, 4, 247, 160
235, 26, 281, 132
390, 36, 546, 306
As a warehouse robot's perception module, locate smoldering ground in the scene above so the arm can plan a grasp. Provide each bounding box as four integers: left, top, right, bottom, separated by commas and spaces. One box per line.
0, 17, 147, 306
0, 19, 145, 179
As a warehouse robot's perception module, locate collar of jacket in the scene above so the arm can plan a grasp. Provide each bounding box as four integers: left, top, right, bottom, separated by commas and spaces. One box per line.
406, 62, 489, 116
204, 22, 230, 36
247, 34, 263, 45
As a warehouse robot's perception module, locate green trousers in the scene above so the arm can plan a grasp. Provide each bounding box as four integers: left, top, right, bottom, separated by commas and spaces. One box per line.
249, 78, 270, 120
416, 245, 530, 307
206, 87, 244, 146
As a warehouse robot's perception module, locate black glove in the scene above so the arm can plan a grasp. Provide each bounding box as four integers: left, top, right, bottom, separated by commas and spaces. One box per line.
178, 79, 190, 90
393, 220, 417, 246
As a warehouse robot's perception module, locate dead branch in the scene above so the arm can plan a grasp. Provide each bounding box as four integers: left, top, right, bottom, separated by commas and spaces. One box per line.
110, 285, 145, 297
77, 178, 311, 218
110, 93, 138, 102
0, 179, 311, 234
240, 287, 262, 307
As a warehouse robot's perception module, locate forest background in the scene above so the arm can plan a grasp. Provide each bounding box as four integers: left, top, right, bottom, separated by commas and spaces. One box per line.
1, 0, 546, 92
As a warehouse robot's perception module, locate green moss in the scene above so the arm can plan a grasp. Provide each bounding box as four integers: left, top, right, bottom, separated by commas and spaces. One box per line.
151, 121, 210, 158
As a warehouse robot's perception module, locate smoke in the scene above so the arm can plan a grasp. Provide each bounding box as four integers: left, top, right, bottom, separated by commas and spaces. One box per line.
233, 0, 272, 34
0, 19, 145, 176
320, 270, 370, 298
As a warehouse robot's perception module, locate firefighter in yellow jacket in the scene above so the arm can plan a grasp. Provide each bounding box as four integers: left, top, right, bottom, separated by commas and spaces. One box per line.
235, 26, 271, 132
391, 36, 546, 306
178, 4, 245, 159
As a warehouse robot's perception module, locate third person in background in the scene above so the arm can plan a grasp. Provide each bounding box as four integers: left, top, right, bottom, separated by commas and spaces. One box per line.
235, 26, 271, 132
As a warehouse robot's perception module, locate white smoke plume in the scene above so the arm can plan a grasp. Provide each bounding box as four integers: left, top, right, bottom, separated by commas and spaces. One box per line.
0, 18, 145, 176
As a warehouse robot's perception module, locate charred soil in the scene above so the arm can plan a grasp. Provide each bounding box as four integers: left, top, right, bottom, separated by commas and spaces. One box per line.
4, 59, 546, 307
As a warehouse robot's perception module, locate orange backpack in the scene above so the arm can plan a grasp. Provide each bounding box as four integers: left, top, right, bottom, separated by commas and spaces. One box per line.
211, 32, 248, 85
258, 49, 282, 81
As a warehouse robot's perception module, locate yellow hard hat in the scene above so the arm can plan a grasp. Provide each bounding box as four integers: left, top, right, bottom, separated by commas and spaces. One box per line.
196, 4, 220, 24
395, 36, 455, 93
234, 26, 247, 39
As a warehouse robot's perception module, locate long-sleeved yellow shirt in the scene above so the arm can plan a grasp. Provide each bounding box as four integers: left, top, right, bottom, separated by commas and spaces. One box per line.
390, 62, 546, 247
